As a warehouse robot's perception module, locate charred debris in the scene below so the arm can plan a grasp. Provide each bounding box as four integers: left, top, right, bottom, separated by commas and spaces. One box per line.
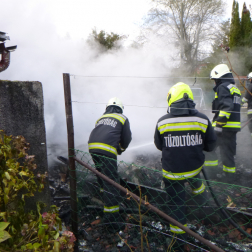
48, 149, 252, 251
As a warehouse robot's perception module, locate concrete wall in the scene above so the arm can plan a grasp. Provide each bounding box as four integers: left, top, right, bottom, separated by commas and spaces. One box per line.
0, 80, 51, 211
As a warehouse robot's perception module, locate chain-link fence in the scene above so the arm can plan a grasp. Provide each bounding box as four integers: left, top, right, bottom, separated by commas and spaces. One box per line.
72, 150, 252, 252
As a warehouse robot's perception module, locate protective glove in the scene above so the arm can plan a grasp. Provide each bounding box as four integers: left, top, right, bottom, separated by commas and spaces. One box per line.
215, 116, 228, 127
117, 144, 125, 155
241, 97, 248, 108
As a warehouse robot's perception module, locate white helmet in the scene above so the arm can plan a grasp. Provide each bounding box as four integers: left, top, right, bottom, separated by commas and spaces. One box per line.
106, 97, 124, 111
210, 64, 231, 79
247, 72, 252, 80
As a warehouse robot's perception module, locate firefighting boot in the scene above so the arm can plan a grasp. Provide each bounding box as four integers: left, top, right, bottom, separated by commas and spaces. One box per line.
195, 188, 216, 207
172, 233, 187, 252
204, 166, 222, 180
224, 172, 235, 184
103, 212, 125, 233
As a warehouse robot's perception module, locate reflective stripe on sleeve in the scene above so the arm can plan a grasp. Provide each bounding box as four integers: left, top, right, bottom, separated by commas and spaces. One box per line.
162, 166, 202, 180
204, 160, 218, 166
223, 165, 236, 173
242, 97, 248, 103
219, 110, 231, 119
170, 224, 187, 234
192, 183, 205, 195
223, 121, 241, 129
248, 109, 252, 115
227, 84, 241, 95
215, 92, 218, 99
88, 142, 117, 155
104, 205, 120, 213
213, 121, 241, 129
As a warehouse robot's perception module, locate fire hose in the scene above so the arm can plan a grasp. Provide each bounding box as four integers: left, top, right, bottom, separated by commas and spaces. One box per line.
73, 156, 225, 252
202, 167, 252, 240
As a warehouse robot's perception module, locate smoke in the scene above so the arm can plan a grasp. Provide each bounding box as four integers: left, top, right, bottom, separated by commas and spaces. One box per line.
1, 1, 248, 172
0, 0, 178, 165
68, 37, 176, 162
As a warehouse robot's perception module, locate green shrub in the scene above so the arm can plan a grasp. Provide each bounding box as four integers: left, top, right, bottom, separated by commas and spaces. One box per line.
0, 131, 76, 251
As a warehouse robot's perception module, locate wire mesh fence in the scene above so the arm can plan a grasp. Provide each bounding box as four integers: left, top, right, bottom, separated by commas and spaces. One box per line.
60, 72, 252, 251
73, 150, 252, 252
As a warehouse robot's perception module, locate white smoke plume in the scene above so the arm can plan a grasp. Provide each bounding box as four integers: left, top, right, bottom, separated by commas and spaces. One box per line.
1, 0, 245, 167
0, 0, 179, 165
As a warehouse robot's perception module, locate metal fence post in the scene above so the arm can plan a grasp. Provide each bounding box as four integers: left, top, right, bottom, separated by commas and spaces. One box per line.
63, 73, 78, 249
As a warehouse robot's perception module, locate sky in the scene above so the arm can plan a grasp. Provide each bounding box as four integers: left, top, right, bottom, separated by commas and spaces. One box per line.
0, 0, 248, 164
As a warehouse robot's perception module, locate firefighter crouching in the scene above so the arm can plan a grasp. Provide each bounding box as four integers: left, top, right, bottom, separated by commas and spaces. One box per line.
154, 83, 216, 251
204, 64, 241, 181
88, 97, 132, 233
241, 72, 252, 137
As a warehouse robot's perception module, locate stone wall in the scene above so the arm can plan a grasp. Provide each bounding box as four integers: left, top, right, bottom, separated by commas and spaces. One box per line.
0, 80, 51, 211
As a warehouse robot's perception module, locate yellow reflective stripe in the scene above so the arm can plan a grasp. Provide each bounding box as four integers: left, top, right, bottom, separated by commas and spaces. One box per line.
158, 116, 208, 127
223, 165, 235, 173
227, 84, 241, 95
104, 205, 120, 213
230, 87, 241, 95
215, 92, 218, 98
213, 121, 240, 128
162, 166, 202, 180
219, 110, 231, 119
242, 97, 248, 103
204, 160, 218, 166
223, 121, 241, 128
158, 122, 207, 134
170, 224, 187, 234
88, 142, 117, 155
248, 109, 252, 114
192, 183, 205, 195
97, 114, 126, 125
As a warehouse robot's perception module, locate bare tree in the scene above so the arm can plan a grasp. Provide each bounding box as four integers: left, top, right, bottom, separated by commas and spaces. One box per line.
146, 0, 226, 74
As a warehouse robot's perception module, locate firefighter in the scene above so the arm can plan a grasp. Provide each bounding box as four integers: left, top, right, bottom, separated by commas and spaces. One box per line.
241, 72, 252, 137
88, 97, 132, 232
204, 64, 241, 181
154, 82, 216, 251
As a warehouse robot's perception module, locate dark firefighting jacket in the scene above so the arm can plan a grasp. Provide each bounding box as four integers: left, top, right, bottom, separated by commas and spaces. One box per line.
212, 73, 241, 131
242, 83, 252, 115
154, 100, 216, 180
88, 106, 132, 159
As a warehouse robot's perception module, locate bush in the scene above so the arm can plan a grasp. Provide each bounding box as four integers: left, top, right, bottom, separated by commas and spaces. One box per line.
0, 131, 76, 251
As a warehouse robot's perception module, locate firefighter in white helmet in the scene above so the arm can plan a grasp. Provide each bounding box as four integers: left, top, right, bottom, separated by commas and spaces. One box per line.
154, 82, 216, 251
241, 72, 252, 137
205, 64, 241, 182
88, 97, 132, 233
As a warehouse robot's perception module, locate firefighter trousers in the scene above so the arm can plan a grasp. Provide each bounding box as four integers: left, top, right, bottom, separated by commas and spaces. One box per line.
91, 154, 122, 226
163, 173, 205, 234
204, 130, 237, 173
